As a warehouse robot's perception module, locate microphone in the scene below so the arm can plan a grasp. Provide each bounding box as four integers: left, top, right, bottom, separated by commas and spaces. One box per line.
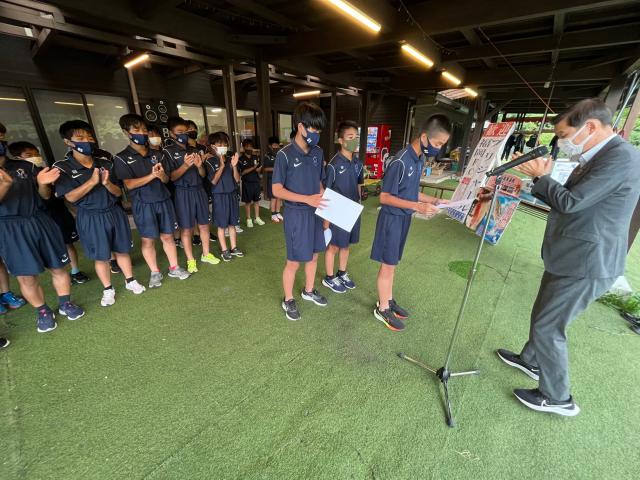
486, 145, 549, 177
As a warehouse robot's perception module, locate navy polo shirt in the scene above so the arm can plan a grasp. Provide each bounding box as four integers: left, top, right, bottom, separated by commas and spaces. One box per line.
381, 145, 425, 216
325, 152, 364, 202
113, 146, 170, 204
161, 143, 203, 189
238, 154, 261, 183
54, 151, 120, 211
262, 151, 276, 170
272, 142, 325, 208
205, 155, 238, 194
0, 160, 44, 218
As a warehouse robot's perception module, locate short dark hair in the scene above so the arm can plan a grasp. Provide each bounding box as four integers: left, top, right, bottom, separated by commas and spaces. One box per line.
268, 136, 280, 145
553, 98, 612, 127
167, 116, 187, 131
119, 113, 146, 131
209, 131, 230, 146
418, 114, 452, 138
59, 120, 94, 140
241, 138, 253, 148
0, 122, 6, 134
8, 141, 38, 157
337, 120, 359, 139
147, 124, 162, 136
289, 130, 295, 140
185, 119, 198, 130
293, 102, 326, 131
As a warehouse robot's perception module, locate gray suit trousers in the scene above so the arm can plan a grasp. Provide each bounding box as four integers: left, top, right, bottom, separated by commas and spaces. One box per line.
520, 272, 615, 401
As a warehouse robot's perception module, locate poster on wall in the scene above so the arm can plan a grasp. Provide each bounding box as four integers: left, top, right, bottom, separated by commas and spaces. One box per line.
447, 122, 516, 222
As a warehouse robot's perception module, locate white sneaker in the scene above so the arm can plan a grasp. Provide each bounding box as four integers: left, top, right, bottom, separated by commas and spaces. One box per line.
101, 288, 116, 307
246, 218, 254, 228
235, 225, 243, 233
276, 213, 283, 220
254, 217, 265, 226
271, 214, 280, 223
224, 228, 230, 237
167, 266, 190, 280
126, 279, 146, 295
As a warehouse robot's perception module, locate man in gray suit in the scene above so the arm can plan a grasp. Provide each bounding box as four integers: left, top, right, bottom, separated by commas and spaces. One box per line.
497, 98, 640, 416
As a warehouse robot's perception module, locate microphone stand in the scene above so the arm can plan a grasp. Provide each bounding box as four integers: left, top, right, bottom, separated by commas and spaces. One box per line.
399, 173, 504, 427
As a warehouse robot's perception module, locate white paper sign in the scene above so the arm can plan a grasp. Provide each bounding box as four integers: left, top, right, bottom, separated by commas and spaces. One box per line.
315, 188, 364, 233
437, 199, 475, 210
447, 122, 516, 223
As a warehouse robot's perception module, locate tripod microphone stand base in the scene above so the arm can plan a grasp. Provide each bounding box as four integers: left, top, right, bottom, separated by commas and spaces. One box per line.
399, 352, 480, 427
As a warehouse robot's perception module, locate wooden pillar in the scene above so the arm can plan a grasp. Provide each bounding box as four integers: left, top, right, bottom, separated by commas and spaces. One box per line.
358, 90, 370, 163
222, 64, 240, 153
255, 59, 273, 159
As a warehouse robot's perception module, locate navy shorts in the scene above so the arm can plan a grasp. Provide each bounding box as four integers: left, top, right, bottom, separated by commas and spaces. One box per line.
174, 186, 210, 229
241, 182, 261, 203
370, 211, 413, 266
0, 213, 69, 276
212, 192, 240, 228
283, 206, 325, 262
330, 217, 361, 249
77, 206, 133, 261
133, 198, 178, 239
265, 175, 274, 200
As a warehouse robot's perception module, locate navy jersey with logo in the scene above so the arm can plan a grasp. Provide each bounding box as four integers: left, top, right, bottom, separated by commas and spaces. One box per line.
238, 154, 261, 183
381, 145, 425, 216
161, 143, 204, 189
53, 151, 120, 210
0, 160, 45, 217
272, 142, 325, 207
205, 155, 238, 194
113, 146, 170, 204
325, 153, 364, 202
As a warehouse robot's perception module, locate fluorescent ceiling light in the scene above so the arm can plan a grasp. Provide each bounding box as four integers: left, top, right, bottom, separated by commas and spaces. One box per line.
401, 44, 434, 68
442, 71, 462, 86
54, 101, 93, 106
0, 97, 26, 102
124, 53, 149, 69
293, 90, 321, 98
210, 108, 222, 113
464, 87, 478, 97
324, 0, 381, 33
115, 105, 124, 109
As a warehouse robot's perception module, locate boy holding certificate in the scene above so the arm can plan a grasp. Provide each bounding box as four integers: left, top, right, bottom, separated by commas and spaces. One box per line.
370, 115, 452, 331
322, 121, 364, 293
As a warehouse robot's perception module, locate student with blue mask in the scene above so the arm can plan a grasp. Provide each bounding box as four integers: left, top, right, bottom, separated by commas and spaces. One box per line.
114, 114, 190, 288
262, 136, 283, 222
0, 139, 84, 333
205, 131, 244, 262
272, 102, 329, 321
162, 117, 219, 274
238, 138, 265, 228
370, 114, 452, 332
53, 120, 146, 307
322, 120, 364, 294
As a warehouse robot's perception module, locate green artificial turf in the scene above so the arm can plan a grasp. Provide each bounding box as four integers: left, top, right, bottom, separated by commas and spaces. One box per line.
1, 197, 639, 480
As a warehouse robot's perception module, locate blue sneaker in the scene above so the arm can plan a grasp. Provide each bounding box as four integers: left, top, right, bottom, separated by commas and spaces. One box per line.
337, 271, 356, 290
36, 308, 57, 333
0, 303, 7, 315
1, 291, 26, 310
322, 275, 347, 294
58, 301, 85, 321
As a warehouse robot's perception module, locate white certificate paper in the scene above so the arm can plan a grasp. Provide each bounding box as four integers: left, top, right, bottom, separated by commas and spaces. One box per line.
315, 188, 364, 233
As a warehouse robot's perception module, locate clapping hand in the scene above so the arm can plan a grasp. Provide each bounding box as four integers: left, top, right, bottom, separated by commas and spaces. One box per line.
184, 153, 196, 167
152, 163, 164, 178
36, 167, 60, 185
230, 153, 239, 167
0, 169, 13, 185
100, 168, 110, 185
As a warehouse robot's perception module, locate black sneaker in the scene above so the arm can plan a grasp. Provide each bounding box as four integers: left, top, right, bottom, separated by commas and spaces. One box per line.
301, 289, 328, 307
496, 349, 540, 381
282, 298, 301, 321
36, 307, 57, 333
631, 323, 640, 336
192, 235, 202, 246
513, 388, 580, 417
230, 247, 244, 257
374, 307, 406, 332
221, 250, 232, 262
110, 259, 121, 274
71, 271, 89, 284
0, 337, 9, 350
175, 238, 184, 249
389, 299, 409, 319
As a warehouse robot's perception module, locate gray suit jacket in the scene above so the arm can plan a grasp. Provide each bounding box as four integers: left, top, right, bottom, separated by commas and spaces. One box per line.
532, 135, 640, 278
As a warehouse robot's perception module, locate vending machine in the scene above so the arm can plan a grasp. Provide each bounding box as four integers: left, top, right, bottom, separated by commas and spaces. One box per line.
363, 124, 392, 179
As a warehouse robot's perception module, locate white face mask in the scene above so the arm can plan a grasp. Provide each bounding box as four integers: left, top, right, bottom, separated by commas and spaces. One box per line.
148, 136, 162, 147
24, 156, 45, 167
216, 146, 228, 156
557, 123, 594, 158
